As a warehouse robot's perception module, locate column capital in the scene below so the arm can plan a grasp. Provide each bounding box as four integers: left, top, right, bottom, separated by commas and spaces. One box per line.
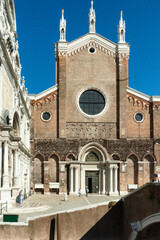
109, 165, 114, 169
113, 165, 119, 169
70, 165, 74, 169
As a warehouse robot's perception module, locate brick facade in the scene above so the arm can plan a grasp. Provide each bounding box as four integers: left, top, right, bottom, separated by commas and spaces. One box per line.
29, 7, 160, 195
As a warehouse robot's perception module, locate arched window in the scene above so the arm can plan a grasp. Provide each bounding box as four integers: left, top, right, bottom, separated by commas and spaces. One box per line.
49, 154, 59, 182
61, 28, 64, 40
67, 154, 76, 161
112, 155, 120, 161
126, 155, 138, 184
143, 154, 154, 182
91, 19, 94, 25
86, 151, 99, 162
33, 154, 44, 184
11, 112, 20, 137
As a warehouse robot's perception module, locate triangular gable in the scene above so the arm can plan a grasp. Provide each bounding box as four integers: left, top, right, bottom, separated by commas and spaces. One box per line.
68, 33, 116, 55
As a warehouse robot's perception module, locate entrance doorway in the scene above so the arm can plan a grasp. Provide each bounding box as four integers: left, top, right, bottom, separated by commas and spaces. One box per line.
85, 171, 99, 193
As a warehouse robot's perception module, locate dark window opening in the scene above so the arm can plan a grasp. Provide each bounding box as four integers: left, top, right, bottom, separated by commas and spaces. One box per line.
89, 47, 95, 54
135, 113, 144, 122
79, 90, 105, 115
42, 112, 51, 121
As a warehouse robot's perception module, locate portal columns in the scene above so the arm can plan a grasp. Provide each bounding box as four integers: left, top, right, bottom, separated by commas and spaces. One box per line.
114, 165, 118, 194
70, 166, 73, 194
102, 168, 106, 194
109, 164, 119, 196
70, 165, 79, 194
75, 166, 78, 193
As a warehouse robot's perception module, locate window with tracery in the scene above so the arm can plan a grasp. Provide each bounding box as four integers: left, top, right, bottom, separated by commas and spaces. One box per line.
86, 151, 99, 162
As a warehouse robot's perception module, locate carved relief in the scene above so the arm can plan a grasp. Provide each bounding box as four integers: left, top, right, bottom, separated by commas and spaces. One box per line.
66, 122, 116, 139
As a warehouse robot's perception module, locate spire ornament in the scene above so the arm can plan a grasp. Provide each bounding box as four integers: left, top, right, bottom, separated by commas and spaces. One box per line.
118, 11, 126, 43
89, 1, 96, 33
59, 8, 66, 41
91, 1, 93, 9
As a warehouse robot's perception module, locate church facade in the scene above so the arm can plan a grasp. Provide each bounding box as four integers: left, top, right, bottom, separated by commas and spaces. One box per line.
30, 2, 160, 195
0, 0, 31, 202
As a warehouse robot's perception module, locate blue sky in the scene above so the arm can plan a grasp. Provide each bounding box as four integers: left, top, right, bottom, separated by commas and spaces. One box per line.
14, 0, 160, 96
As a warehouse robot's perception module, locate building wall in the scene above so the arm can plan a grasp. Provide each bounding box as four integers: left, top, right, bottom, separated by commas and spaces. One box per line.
57, 43, 118, 139
0, 0, 31, 202
1, 66, 13, 111
65, 48, 117, 123
29, 10, 160, 196
126, 94, 151, 138
30, 92, 58, 140
30, 138, 159, 194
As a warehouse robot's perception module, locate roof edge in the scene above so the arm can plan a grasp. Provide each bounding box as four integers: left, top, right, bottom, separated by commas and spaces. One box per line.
29, 85, 58, 101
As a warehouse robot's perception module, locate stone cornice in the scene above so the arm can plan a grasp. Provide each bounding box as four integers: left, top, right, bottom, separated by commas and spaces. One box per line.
127, 87, 160, 105
117, 43, 130, 59
29, 85, 58, 101
5, 0, 17, 35
55, 33, 130, 59
19, 141, 32, 158
55, 33, 120, 58
127, 87, 151, 102
68, 33, 116, 54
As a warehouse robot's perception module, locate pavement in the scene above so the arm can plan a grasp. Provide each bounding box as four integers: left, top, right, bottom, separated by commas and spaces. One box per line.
0, 193, 122, 223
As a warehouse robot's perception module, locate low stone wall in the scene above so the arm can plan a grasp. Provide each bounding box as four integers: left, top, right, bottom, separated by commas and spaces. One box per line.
123, 183, 160, 239
0, 204, 108, 240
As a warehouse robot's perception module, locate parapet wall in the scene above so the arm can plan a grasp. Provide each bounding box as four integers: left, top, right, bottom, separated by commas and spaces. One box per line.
0, 204, 108, 240
123, 183, 160, 239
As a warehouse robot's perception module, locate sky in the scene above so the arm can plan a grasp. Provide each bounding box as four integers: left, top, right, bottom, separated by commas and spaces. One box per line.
14, 0, 160, 96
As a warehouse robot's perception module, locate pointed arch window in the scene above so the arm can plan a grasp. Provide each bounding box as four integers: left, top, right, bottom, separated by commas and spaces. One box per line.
61, 28, 65, 40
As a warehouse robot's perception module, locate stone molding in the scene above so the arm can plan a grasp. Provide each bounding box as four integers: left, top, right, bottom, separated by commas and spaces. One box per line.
129, 212, 160, 240
55, 33, 128, 58
78, 142, 110, 163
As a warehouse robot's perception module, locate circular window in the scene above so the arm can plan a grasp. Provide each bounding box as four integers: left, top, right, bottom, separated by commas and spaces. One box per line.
41, 112, 51, 121
134, 113, 144, 122
89, 47, 96, 54
79, 89, 105, 115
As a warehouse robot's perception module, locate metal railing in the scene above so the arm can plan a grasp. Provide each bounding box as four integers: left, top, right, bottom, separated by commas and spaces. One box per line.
0, 202, 7, 215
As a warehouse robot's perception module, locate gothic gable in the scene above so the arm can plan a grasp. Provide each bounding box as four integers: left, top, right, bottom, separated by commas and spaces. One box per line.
55, 33, 118, 59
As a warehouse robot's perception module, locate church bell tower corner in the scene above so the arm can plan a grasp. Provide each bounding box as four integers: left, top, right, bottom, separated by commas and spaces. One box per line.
117, 11, 130, 139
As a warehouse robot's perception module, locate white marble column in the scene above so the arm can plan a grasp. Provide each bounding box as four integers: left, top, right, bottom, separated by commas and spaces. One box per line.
70, 166, 73, 194
99, 168, 102, 194
0, 141, 2, 188
80, 165, 85, 194
109, 165, 113, 195
102, 168, 106, 194
13, 150, 19, 187
2, 141, 9, 188
75, 167, 78, 194
114, 166, 118, 194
